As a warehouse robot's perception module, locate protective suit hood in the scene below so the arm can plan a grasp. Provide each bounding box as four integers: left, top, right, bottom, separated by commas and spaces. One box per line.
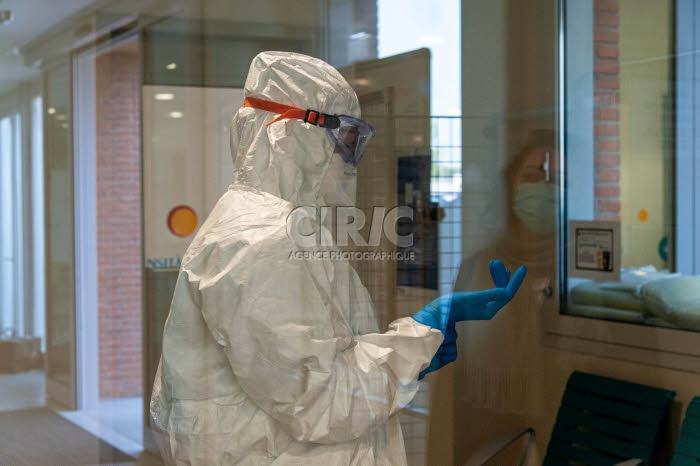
230, 51, 361, 207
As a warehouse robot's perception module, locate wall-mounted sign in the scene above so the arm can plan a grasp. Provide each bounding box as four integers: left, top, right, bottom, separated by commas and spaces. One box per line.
145, 255, 182, 269
568, 220, 621, 281
167, 205, 198, 237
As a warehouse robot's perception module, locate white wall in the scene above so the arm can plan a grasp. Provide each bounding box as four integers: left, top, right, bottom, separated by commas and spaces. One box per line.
142, 86, 242, 265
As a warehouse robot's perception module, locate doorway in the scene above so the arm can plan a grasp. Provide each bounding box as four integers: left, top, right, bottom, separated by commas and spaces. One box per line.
71, 34, 145, 454
0, 86, 46, 413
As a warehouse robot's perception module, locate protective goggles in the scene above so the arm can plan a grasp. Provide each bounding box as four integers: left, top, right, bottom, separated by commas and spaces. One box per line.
243, 97, 376, 167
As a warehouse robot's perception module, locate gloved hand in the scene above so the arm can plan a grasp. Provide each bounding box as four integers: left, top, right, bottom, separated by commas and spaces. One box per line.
417, 323, 458, 380
413, 260, 527, 379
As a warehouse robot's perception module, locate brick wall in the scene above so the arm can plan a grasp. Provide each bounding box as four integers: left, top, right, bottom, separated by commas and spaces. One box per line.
95, 40, 143, 398
593, 0, 621, 221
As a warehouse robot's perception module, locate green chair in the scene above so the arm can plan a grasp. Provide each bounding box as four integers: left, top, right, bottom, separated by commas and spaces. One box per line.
670, 397, 700, 466
543, 371, 676, 466
464, 371, 676, 466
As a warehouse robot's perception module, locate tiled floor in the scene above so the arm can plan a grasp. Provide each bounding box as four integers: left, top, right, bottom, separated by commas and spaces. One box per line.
0, 370, 163, 464
0, 372, 428, 465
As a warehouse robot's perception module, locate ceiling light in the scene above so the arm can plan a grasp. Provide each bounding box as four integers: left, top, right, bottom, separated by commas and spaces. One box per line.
166, 62, 177, 70
61, 123, 68, 129
55, 114, 66, 121
47, 107, 56, 114
169, 111, 183, 119
0, 10, 13, 26
155, 93, 174, 101
350, 32, 370, 40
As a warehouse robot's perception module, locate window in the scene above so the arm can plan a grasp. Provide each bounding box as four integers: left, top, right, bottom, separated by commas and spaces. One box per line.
0, 113, 23, 336
552, 0, 700, 371
32, 95, 46, 349
378, 0, 462, 294
562, 0, 680, 326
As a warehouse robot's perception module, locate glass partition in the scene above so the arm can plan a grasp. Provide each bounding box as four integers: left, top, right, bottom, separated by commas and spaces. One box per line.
6, 1, 700, 465
2, 1, 646, 465
43, 62, 76, 407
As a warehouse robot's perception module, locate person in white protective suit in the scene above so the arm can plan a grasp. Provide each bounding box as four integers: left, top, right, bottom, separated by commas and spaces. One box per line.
150, 51, 526, 465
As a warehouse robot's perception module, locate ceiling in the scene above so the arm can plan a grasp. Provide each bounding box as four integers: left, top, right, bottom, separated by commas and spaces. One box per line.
0, 0, 98, 95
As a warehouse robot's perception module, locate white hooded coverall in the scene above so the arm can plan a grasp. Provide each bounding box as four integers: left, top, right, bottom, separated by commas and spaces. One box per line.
150, 51, 444, 465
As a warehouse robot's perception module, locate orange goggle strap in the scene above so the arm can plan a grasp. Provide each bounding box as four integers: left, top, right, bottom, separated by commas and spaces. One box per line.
243, 97, 340, 129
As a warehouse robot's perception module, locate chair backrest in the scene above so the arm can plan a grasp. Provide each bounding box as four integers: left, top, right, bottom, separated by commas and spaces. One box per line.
670, 397, 700, 466
543, 371, 676, 466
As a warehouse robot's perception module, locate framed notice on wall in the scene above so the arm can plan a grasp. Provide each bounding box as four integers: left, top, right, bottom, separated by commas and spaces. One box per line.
568, 220, 621, 281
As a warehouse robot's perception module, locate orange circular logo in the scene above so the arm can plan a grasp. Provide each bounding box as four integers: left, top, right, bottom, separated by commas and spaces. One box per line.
637, 208, 649, 223
167, 205, 198, 237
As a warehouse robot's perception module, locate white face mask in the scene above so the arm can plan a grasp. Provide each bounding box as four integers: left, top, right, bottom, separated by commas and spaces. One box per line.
319, 154, 357, 207
512, 182, 557, 234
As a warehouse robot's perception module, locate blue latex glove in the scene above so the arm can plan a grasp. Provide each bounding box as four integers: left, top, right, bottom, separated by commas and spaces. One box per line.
413, 260, 527, 379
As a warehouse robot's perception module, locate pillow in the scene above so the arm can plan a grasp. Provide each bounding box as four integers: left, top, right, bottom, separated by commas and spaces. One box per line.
641, 276, 700, 331
571, 281, 646, 312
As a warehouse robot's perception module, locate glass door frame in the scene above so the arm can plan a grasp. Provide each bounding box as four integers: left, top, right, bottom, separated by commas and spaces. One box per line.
43, 57, 77, 409
71, 30, 143, 411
